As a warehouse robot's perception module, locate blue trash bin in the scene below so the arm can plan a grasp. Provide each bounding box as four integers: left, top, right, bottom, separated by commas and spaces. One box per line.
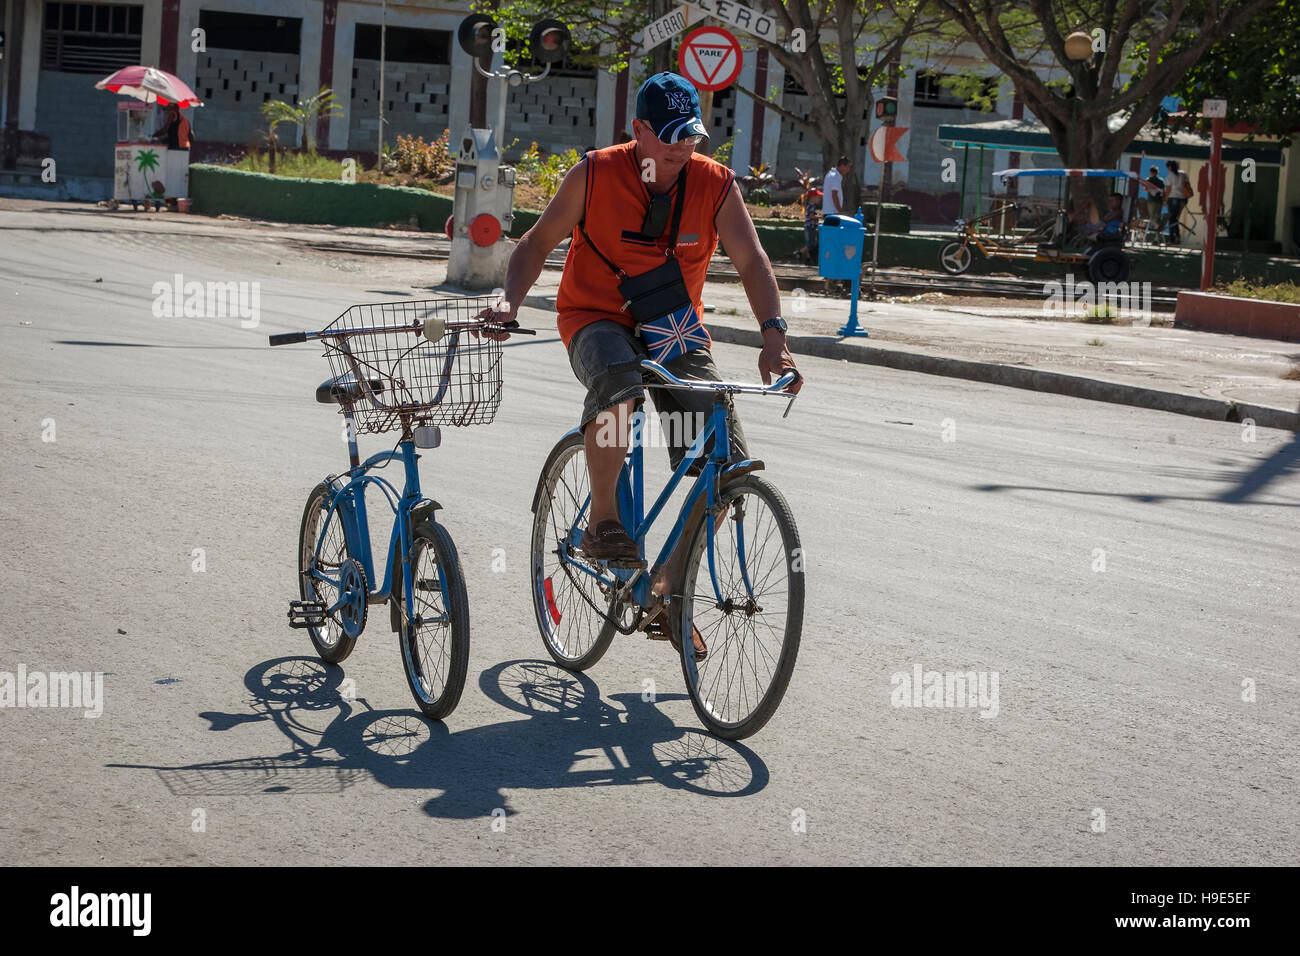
818, 214, 869, 336
819, 214, 865, 279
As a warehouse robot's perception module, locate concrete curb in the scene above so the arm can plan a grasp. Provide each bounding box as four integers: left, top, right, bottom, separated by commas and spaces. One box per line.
706, 323, 1300, 433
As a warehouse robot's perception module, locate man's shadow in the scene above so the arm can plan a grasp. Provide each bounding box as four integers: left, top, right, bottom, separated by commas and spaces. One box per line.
110, 657, 769, 819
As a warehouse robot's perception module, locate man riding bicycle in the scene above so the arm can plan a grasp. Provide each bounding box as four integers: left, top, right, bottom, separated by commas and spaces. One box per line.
479, 72, 802, 658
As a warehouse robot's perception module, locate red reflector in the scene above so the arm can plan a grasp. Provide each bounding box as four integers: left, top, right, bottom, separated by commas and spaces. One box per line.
543, 577, 561, 625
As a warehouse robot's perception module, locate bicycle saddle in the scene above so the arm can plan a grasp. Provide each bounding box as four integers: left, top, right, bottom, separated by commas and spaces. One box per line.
316, 374, 385, 405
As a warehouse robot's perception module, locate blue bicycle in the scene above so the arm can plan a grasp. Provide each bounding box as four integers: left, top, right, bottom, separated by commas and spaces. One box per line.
270, 297, 530, 719
530, 359, 804, 739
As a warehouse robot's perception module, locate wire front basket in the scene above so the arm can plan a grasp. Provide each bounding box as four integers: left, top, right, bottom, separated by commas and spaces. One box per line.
320, 296, 503, 434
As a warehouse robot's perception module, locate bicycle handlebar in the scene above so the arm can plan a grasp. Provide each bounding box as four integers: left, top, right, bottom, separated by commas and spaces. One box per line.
267, 320, 535, 346
637, 358, 801, 396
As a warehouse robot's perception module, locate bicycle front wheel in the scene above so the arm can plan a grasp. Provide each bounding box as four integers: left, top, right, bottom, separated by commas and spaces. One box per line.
677, 475, 804, 739
530, 431, 618, 670
398, 520, 470, 720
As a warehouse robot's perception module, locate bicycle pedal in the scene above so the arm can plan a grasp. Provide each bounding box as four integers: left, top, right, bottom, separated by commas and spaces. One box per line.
603, 558, 647, 569
288, 600, 327, 628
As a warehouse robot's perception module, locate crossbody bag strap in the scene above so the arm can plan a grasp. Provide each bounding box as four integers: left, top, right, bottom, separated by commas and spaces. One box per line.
664, 163, 689, 257
579, 162, 691, 275
578, 220, 626, 278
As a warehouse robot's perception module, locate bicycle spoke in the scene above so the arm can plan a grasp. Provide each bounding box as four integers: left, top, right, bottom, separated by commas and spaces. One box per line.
684, 483, 799, 732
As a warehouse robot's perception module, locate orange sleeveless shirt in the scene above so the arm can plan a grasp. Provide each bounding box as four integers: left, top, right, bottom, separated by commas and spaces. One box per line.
555, 142, 735, 348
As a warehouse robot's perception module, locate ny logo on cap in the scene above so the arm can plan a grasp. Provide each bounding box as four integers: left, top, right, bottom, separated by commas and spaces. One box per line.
666, 92, 691, 113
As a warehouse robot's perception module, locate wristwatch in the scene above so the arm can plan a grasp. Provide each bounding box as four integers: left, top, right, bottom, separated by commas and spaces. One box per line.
761, 317, 788, 333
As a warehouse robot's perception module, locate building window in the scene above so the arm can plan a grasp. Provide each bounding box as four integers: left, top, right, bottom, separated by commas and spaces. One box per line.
198, 10, 301, 54
914, 70, 997, 111
41, 3, 143, 73
354, 25, 451, 64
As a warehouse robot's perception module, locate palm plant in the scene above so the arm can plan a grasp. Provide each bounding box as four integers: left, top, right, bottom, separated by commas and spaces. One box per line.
297, 86, 344, 152
259, 100, 297, 174
259, 86, 344, 166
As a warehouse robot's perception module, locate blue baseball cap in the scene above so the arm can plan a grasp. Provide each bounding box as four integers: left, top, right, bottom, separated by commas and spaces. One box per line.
635, 72, 709, 143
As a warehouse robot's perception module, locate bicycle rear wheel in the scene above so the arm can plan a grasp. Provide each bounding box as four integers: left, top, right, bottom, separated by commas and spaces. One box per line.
398, 520, 470, 720
530, 432, 618, 670
677, 475, 803, 740
298, 482, 361, 664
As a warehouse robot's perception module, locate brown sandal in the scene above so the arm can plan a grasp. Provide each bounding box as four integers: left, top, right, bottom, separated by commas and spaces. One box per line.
579, 519, 638, 562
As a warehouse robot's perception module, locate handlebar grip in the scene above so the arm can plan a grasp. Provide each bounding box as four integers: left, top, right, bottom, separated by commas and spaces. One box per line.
772, 367, 803, 391
269, 332, 307, 346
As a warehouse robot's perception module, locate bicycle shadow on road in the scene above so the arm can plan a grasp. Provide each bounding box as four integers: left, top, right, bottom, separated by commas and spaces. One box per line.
109, 656, 769, 819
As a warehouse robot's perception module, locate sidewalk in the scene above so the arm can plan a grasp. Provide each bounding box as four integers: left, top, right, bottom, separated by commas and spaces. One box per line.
6, 198, 1298, 431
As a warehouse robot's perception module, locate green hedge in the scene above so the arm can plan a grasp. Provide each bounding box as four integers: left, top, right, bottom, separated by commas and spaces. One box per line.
190, 164, 453, 229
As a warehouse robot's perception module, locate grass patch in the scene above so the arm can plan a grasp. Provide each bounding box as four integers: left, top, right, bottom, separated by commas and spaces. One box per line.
232, 151, 346, 180
1213, 280, 1300, 304
1086, 337, 1105, 346
1282, 365, 1300, 381
1080, 304, 1118, 324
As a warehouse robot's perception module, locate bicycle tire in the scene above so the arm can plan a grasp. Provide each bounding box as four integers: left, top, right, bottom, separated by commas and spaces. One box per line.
398, 520, 470, 720
939, 241, 973, 275
298, 482, 360, 664
530, 431, 619, 671
677, 475, 803, 740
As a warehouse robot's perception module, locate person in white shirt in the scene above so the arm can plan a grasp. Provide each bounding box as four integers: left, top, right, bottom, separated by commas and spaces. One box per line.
1164, 159, 1190, 244
822, 157, 851, 216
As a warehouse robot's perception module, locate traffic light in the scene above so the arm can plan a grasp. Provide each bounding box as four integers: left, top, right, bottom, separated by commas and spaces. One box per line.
457, 14, 497, 58
875, 96, 898, 119
529, 19, 570, 63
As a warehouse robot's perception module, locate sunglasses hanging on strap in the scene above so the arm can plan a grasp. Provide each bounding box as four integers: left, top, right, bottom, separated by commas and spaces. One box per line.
578, 165, 709, 364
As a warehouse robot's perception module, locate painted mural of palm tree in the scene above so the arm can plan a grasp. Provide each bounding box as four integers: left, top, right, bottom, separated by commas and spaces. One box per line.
135, 148, 161, 175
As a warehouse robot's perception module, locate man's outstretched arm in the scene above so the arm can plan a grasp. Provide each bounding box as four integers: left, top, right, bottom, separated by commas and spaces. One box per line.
715, 181, 802, 391
477, 159, 586, 337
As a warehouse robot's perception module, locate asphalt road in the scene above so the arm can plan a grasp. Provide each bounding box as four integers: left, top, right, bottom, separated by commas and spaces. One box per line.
1, 206, 1297, 865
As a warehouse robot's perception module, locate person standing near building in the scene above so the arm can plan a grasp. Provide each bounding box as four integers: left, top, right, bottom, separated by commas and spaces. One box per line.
822, 157, 850, 216
152, 103, 191, 150
1142, 165, 1164, 226
803, 180, 822, 264
1165, 160, 1192, 244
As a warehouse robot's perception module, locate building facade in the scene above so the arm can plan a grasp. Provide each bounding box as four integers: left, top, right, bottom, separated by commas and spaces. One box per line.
2, 0, 1295, 247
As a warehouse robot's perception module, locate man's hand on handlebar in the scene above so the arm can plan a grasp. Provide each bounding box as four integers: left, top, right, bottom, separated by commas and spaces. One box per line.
759, 330, 803, 394
472, 300, 518, 342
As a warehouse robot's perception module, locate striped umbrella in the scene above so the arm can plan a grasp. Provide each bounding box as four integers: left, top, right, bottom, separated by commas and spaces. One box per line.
95, 65, 203, 108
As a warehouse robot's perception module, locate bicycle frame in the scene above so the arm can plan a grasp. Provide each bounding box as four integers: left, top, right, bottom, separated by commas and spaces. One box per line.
306, 430, 448, 630
555, 395, 761, 612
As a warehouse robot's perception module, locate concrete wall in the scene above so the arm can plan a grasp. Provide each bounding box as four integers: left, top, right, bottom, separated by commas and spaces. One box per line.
14, 0, 162, 187
347, 59, 451, 151
36, 70, 120, 179
330, 3, 467, 153
195, 50, 302, 147
172, 0, 322, 160
772, 87, 829, 180
503, 73, 600, 158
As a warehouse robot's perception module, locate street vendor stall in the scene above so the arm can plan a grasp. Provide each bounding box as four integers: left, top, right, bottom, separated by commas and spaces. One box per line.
95, 65, 202, 211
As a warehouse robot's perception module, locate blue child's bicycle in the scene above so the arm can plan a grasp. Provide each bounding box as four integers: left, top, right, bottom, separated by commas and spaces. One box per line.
270, 297, 530, 719
529, 359, 803, 739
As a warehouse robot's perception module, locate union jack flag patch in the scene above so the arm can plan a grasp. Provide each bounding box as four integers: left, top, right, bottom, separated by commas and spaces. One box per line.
637, 303, 709, 364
